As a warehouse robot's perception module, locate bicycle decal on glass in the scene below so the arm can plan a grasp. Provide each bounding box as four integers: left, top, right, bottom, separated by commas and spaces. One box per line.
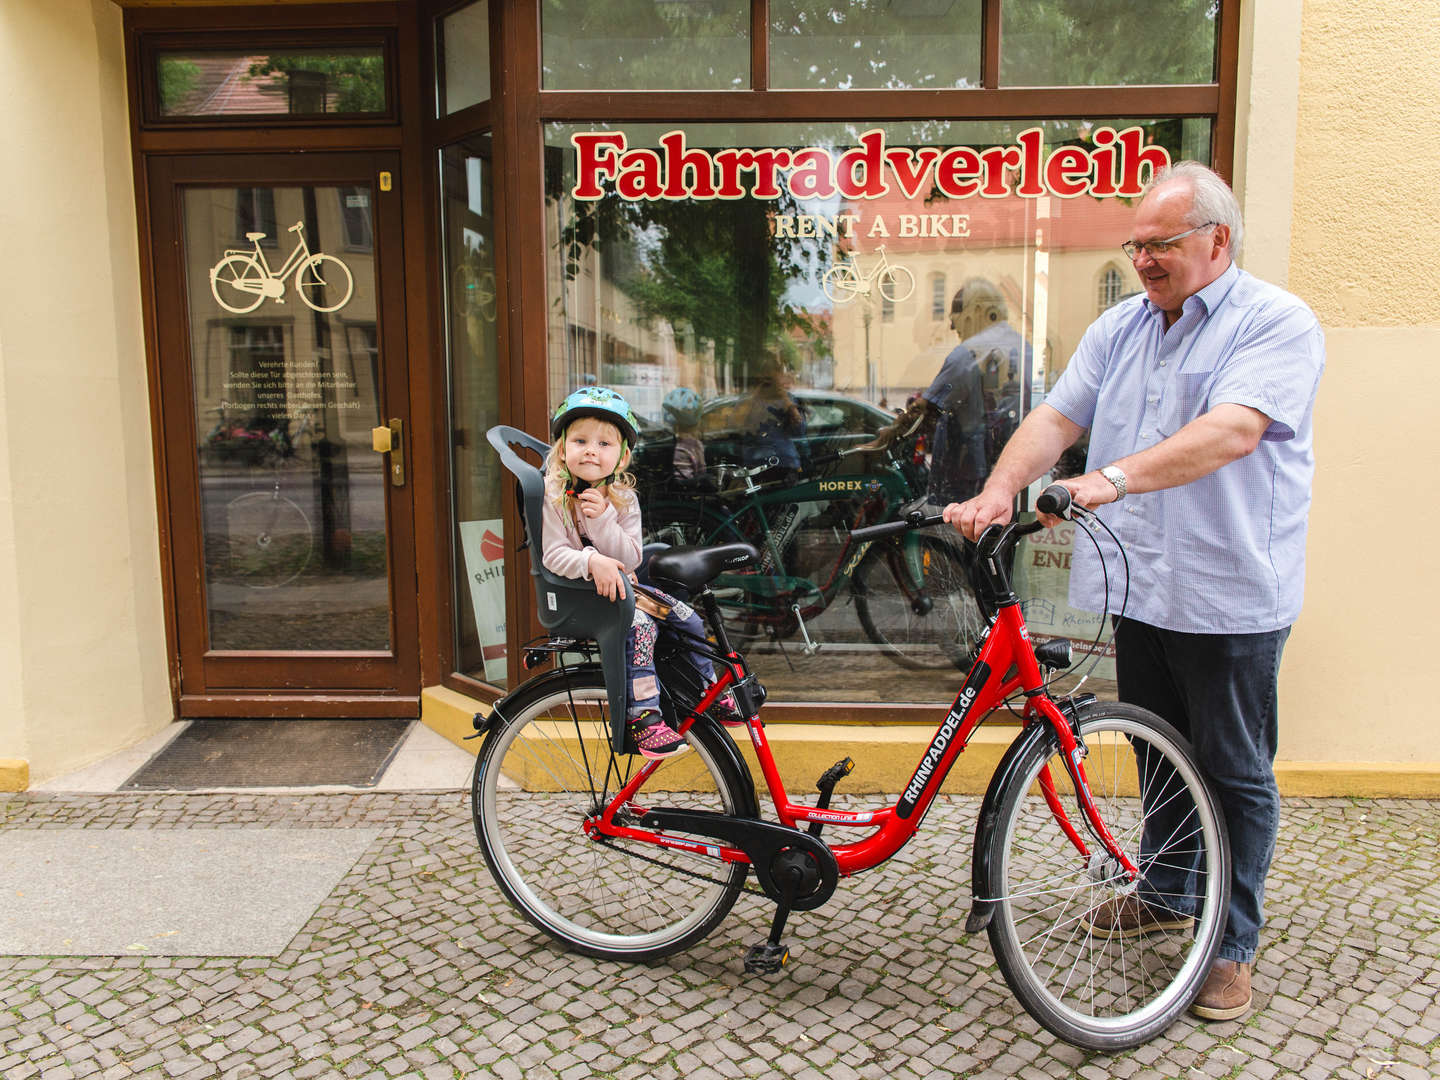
208, 221, 355, 314
821, 245, 916, 306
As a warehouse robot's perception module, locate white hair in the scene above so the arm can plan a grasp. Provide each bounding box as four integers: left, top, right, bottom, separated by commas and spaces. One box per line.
1145, 160, 1243, 260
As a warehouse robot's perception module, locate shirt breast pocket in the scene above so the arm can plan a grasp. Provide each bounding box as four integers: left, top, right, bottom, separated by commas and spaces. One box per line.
1158, 370, 1214, 436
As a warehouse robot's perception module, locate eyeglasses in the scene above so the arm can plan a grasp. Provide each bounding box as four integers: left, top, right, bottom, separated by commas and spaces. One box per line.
1121, 223, 1218, 261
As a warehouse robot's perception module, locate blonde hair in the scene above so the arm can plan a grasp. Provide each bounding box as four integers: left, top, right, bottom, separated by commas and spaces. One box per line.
543, 420, 636, 517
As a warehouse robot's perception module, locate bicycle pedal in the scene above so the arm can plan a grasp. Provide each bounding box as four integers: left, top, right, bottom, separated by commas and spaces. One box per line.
817, 757, 854, 793
743, 942, 790, 976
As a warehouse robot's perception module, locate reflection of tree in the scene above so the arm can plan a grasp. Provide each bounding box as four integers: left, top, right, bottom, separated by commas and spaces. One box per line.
158, 58, 201, 110
548, 144, 826, 381
542, 0, 749, 89
247, 53, 385, 113
1002, 0, 1218, 86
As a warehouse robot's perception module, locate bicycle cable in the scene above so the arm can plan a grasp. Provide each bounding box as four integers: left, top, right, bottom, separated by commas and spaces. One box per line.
999, 500, 1131, 716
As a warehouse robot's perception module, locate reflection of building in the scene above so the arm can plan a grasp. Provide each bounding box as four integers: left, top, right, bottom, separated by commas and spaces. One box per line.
5, 0, 1439, 799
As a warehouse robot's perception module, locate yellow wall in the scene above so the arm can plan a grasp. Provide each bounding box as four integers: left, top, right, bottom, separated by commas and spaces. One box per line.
1238, 0, 1440, 765
0, 0, 172, 782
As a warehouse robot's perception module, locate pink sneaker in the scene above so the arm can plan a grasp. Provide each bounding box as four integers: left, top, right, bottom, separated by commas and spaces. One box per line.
631, 714, 688, 759
711, 693, 747, 728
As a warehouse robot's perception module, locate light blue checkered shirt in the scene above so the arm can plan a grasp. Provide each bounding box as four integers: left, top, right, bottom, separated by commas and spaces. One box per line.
1043, 264, 1325, 634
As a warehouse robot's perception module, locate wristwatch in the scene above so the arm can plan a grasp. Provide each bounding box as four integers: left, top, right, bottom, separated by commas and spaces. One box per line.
1099, 464, 1128, 501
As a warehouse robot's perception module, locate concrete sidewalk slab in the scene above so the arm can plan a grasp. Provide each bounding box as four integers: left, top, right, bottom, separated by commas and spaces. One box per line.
0, 828, 380, 956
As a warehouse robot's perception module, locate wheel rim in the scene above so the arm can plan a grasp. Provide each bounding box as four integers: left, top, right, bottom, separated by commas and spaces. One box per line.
210, 255, 264, 313
476, 683, 744, 955
217, 491, 313, 589
991, 714, 1226, 1040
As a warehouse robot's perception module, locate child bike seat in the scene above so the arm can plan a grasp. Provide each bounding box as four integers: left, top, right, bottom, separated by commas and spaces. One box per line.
486, 424, 637, 753
647, 543, 758, 598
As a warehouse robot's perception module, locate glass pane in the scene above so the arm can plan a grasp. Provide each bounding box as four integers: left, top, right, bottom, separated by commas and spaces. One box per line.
184, 186, 391, 651
1001, 0, 1217, 86
442, 137, 508, 687
438, 1, 490, 115
546, 117, 1208, 703
542, 0, 749, 90
770, 0, 982, 89
156, 47, 386, 118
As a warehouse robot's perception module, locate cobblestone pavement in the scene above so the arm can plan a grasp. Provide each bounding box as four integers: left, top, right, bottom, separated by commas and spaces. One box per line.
2, 790, 1437, 1080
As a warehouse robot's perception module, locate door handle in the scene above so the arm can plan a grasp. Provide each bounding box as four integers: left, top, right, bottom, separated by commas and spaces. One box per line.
371, 418, 406, 486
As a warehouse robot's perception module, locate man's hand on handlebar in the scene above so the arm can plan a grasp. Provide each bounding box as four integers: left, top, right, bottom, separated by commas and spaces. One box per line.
945, 471, 1121, 539
942, 487, 1016, 541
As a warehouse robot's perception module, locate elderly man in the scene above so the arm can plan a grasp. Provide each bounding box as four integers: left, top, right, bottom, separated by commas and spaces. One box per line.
945, 161, 1324, 1021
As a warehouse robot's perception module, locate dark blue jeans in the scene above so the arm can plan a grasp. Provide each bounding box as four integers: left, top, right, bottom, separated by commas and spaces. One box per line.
1113, 618, 1290, 964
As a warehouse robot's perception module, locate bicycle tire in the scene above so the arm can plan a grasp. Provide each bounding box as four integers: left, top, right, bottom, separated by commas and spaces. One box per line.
852, 534, 985, 670
822, 265, 862, 305
296, 254, 355, 313
218, 490, 314, 589
877, 265, 915, 303
472, 670, 750, 962
209, 254, 266, 314
985, 703, 1230, 1050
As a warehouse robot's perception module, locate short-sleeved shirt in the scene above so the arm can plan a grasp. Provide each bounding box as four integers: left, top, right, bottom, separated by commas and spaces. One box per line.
1043, 263, 1325, 634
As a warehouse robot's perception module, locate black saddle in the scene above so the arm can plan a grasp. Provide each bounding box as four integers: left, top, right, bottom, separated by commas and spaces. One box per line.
647, 544, 758, 596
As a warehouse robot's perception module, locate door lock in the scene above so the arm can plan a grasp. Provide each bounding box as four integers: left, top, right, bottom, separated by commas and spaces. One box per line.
371, 418, 406, 486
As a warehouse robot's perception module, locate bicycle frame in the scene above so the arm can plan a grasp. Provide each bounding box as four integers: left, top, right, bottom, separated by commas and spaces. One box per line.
662, 462, 914, 622
222, 225, 314, 285
583, 540, 1138, 883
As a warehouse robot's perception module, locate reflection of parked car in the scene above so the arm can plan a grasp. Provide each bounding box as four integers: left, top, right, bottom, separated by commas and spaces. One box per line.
634, 390, 896, 479
636, 388, 927, 506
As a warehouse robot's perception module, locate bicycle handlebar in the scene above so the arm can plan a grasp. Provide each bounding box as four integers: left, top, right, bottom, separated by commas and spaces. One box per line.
847, 483, 1075, 557
1034, 483, 1073, 519
848, 509, 944, 542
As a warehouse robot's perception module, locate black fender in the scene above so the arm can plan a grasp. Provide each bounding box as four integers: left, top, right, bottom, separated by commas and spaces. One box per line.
965, 719, 1061, 934
474, 662, 761, 821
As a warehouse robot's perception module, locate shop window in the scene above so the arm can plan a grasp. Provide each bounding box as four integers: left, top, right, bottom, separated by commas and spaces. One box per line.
441, 135, 508, 688
545, 117, 1208, 703
153, 46, 388, 118
437, 0, 490, 115
542, 0, 750, 90
769, 0, 982, 89
1001, 0, 1217, 87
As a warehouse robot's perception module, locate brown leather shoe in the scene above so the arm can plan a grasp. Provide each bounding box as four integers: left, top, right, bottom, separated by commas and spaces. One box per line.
1081, 895, 1195, 939
1189, 958, 1252, 1021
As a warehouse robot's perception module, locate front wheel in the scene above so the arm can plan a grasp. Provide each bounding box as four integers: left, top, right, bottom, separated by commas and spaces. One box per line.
852, 534, 986, 669
985, 703, 1230, 1050
472, 671, 751, 962
877, 265, 915, 303
296, 254, 355, 312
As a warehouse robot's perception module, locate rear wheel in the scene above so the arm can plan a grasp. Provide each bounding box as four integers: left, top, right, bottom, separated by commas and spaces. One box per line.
986, 704, 1230, 1050
822, 265, 862, 304
472, 671, 750, 961
852, 534, 986, 669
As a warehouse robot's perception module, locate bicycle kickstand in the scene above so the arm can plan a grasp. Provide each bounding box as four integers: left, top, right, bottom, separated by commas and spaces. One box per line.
791, 604, 821, 658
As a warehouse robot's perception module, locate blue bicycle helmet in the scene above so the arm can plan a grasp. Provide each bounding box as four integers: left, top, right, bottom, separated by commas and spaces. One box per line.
550, 385, 640, 445
662, 386, 702, 429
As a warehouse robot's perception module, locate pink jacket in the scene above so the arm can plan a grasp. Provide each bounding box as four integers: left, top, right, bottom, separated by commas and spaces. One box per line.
540, 487, 644, 581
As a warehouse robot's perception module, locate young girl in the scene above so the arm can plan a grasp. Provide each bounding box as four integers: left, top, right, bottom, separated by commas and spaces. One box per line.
541, 386, 740, 759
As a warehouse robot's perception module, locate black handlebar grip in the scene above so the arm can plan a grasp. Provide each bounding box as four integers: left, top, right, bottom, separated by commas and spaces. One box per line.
1035, 483, 1073, 519
848, 520, 911, 542
849, 512, 945, 543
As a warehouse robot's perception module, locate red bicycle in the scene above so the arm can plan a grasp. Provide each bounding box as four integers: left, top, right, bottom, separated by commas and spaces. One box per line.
471, 485, 1229, 1050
